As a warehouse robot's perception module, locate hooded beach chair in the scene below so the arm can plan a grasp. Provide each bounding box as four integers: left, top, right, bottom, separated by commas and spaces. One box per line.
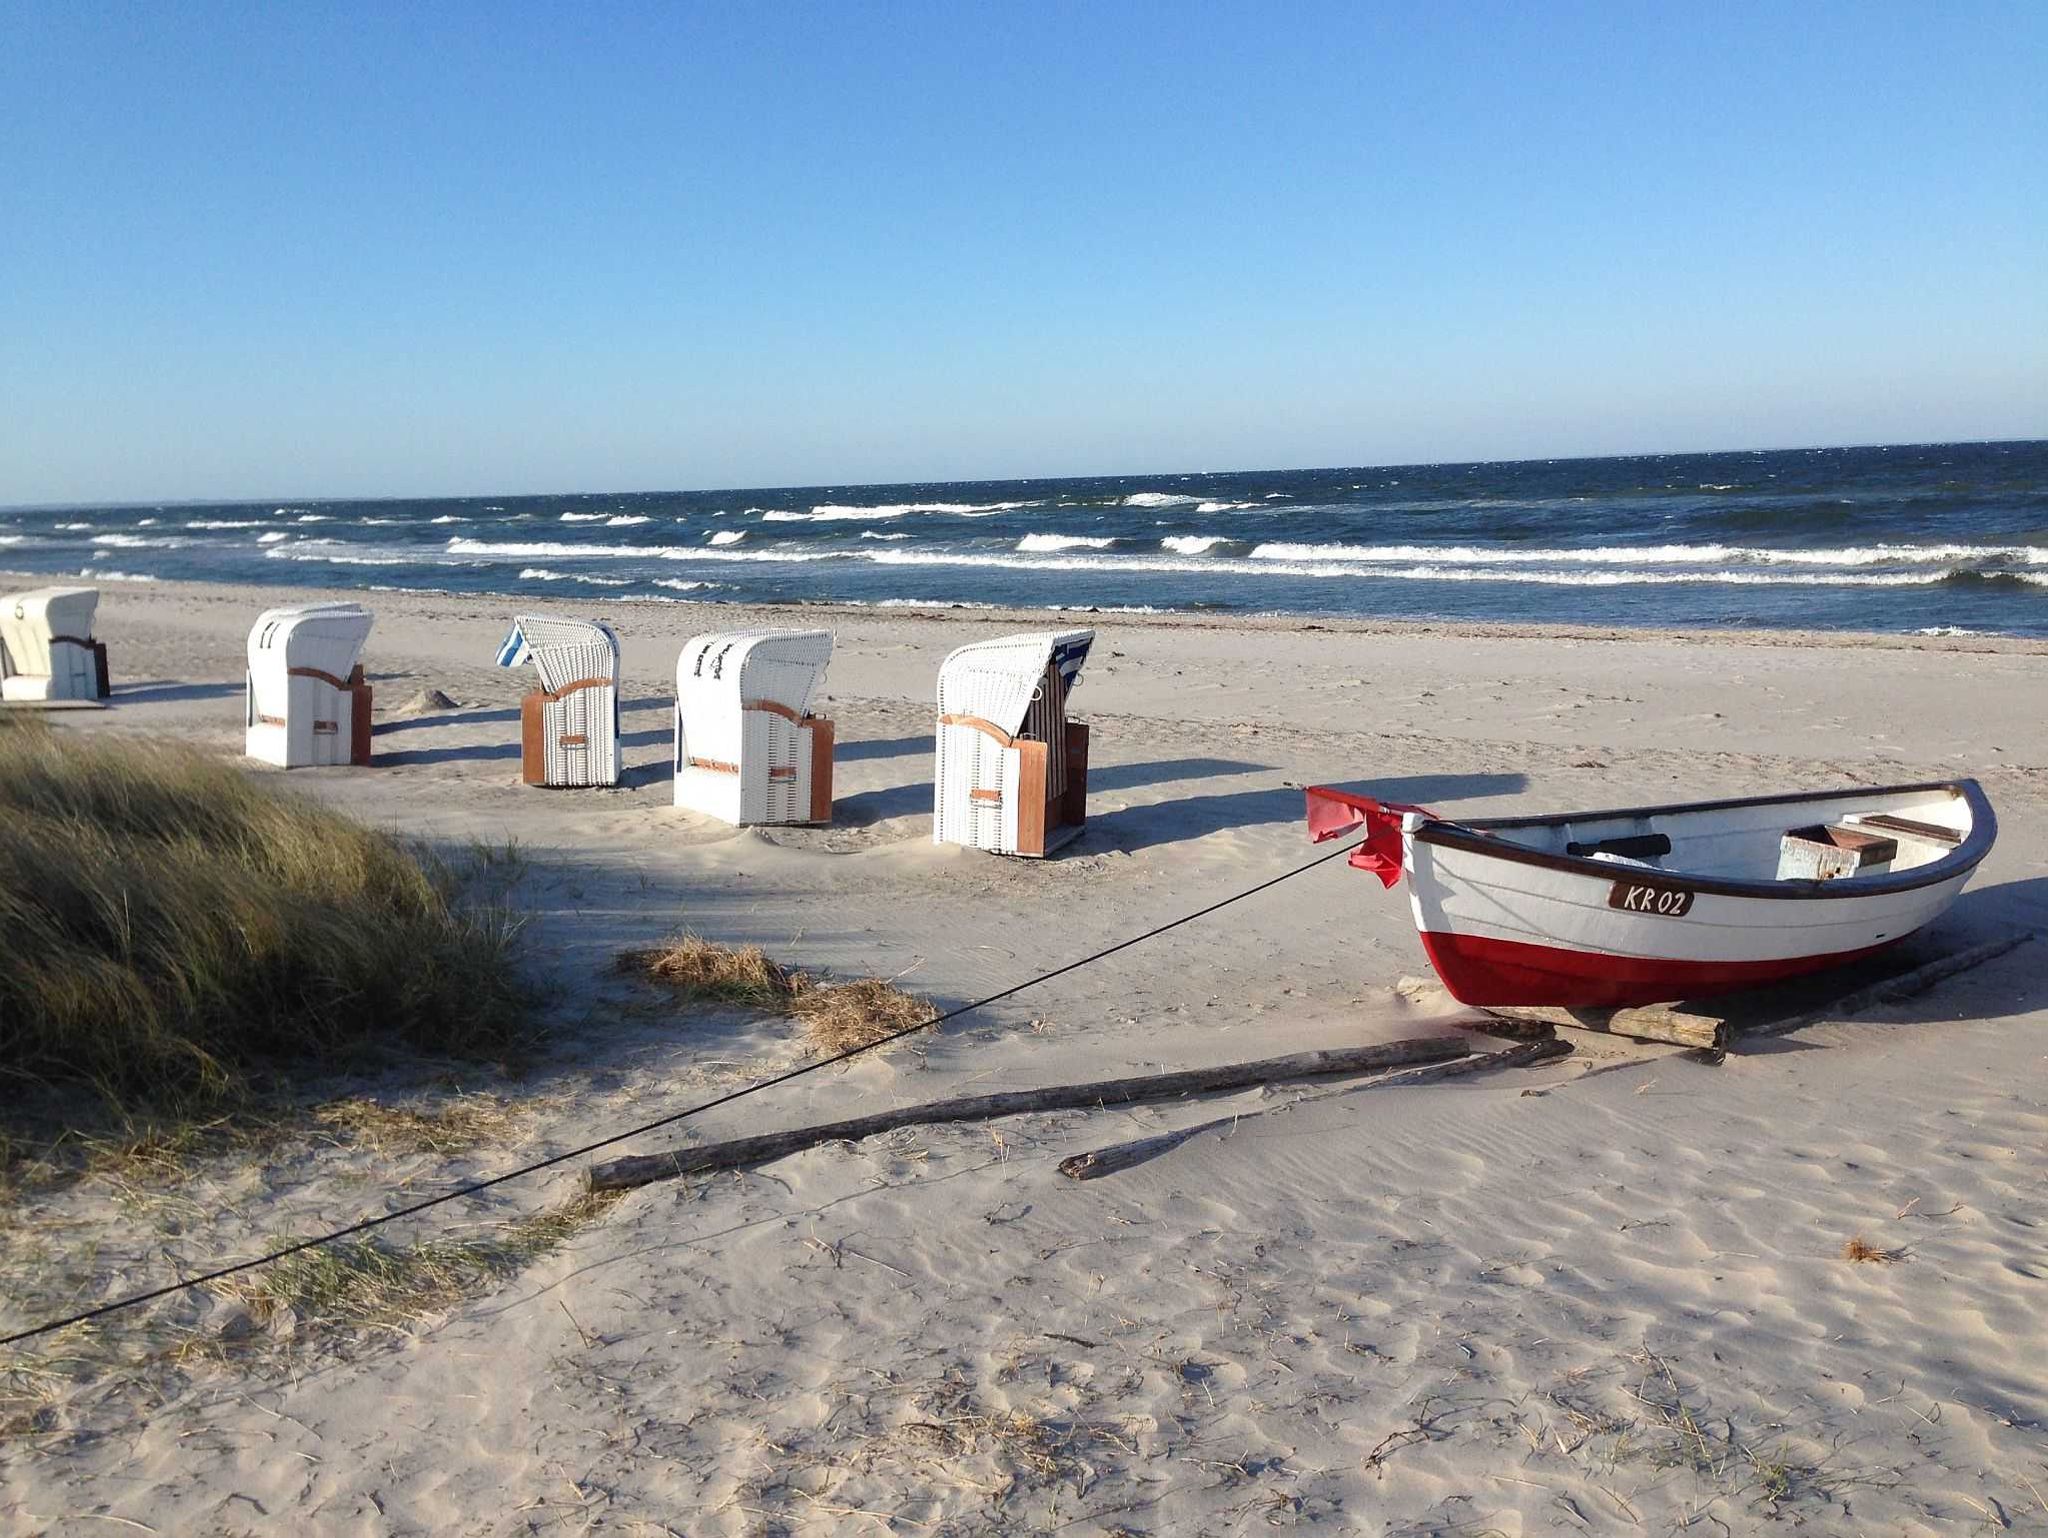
499, 615, 622, 787
933, 629, 1093, 856
0, 586, 109, 702
673, 629, 835, 825
244, 602, 374, 767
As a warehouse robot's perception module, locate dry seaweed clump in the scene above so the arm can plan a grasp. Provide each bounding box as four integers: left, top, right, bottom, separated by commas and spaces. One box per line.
1842, 1236, 1906, 1264
622, 933, 937, 1056
0, 719, 535, 1119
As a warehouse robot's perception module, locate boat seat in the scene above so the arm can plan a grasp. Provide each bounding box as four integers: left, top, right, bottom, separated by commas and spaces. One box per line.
1567, 832, 1671, 862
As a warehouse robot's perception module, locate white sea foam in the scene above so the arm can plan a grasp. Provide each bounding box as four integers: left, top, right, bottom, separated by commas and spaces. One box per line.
136, 518, 158, 526
430, 515, 470, 524
1122, 492, 1200, 508
776, 501, 1032, 521
295, 513, 327, 522
257, 531, 291, 544
54, 521, 93, 530
445, 537, 834, 564
90, 533, 178, 548
653, 578, 715, 592
519, 567, 632, 586
560, 511, 608, 522
1161, 535, 1229, 555
1916, 625, 1979, 636
361, 518, 402, 525
606, 514, 651, 526
266, 548, 408, 566
1247, 541, 2048, 568
77, 568, 155, 582
0, 535, 23, 545
709, 530, 746, 546
1017, 534, 1115, 552
1196, 501, 1261, 513
273, 507, 307, 515
861, 530, 910, 540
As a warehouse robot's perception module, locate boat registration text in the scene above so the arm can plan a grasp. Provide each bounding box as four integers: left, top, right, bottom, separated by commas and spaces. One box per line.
1607, 880, 1694, 917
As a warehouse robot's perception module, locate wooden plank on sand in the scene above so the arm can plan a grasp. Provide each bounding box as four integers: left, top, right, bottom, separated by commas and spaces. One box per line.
1482, 1003, 1726, 1051
588, 1036, 1472, 1193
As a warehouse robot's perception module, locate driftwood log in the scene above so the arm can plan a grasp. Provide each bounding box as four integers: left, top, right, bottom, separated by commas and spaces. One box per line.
588, 1036, 1471, 1193
1056, 1035, 1573, 1180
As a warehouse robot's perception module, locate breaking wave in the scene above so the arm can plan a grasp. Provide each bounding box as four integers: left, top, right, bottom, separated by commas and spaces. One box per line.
519, 567, 633, 586
1161, 535, 1230, 555
1017, 533, 1115, 552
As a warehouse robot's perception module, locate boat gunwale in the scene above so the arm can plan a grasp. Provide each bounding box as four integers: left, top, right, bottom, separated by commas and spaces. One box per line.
1411, 778, 1996, 903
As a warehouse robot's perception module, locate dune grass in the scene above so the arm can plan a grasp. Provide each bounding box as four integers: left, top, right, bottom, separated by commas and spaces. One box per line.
0, 720, 536, 1121
621, 933, 937, 1056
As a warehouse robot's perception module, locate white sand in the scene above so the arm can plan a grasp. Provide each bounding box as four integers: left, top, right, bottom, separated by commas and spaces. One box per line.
5, 575, 2047, 1534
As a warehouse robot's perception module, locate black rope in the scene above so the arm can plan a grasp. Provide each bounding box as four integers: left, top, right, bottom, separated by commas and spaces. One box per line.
1, 835, 1362, 1350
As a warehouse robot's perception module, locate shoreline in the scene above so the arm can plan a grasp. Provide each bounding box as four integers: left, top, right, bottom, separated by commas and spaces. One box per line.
14, 566, 2048, 655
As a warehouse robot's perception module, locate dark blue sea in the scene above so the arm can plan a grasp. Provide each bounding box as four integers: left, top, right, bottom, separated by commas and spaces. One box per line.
6, 441, 2045, 635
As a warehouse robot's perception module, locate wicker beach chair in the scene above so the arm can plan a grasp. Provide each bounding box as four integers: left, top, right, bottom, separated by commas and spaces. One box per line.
244, 602, 374, 767
499, 615, 622, 787
674, 629, 835, 825
933, 629, 1093, 856
0, 586, 109, 702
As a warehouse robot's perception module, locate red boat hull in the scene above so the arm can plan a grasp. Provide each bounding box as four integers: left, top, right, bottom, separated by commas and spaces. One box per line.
1417, 930, 1903, 1009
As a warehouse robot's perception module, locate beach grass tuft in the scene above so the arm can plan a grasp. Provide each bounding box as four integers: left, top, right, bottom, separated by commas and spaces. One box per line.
0, 719, 536, 1123
622, 933, 936, 1057
209, 1190, 622, 1339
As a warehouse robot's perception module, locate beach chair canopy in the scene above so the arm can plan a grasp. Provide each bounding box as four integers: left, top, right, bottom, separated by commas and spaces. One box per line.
0, 586, 98, 678
498, 615, 620, 692
247, 603, 373, 707
676, 629, 832, 718
935, 629, 1093, 738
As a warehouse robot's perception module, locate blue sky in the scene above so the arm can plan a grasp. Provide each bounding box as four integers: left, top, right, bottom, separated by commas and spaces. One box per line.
2, 2, 2042, 502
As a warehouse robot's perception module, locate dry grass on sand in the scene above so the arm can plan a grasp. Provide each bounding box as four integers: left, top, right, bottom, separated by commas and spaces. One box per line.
620, 933, 937, 1056
0, 718, 536, 1126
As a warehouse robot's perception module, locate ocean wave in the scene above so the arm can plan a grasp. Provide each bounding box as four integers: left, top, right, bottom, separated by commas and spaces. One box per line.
90, 533, 178, 548
295, 513, 327, 522
273, 507, 308, 515
653, 578, 715, 592
1246, 540, 2048, 568
1196, 501, 1262, 513
519, 567, 632, 586
1017, 534, 1115, 552
1161, 535, 1230, 555
136, 518, 158, 526
266, 548, 409, 566
790, 500, 1034, 520
257, 531, 291, 544
54, 521, 93, 530
1122, 492, 1200, 508
709, 530, 746, 546
0, 535, 22, 545
444, 537, 836, 565
430, 515, 470, 524
361, 517, 402, 525
77, 568, 155, 582
606, 514, 650, 526
861, 530, 910, 540
182, 519, 269, 530
560, 511, 608, 522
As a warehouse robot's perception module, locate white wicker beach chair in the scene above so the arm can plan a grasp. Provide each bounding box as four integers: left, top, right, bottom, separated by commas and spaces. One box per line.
501, 615, 621, 787
674, 629, 835, 825
0, 586, 108, 702
244, 602, 374, 767
933, 629, 1093, 856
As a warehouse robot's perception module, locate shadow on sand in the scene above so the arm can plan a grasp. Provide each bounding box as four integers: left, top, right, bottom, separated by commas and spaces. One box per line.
1090, 770, 1529, 853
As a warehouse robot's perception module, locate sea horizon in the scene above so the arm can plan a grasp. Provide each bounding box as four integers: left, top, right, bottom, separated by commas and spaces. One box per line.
6, 438, 2045, 638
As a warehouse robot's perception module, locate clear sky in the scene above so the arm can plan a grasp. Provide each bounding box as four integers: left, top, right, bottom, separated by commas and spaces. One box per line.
2, 2, 2042, 503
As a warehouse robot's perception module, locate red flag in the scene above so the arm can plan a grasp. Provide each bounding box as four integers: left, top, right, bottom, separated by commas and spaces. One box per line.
1303, 786, 1437, 890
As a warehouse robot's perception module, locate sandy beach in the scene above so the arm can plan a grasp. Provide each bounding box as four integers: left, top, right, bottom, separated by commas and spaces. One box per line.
5, 574, 2047, 1535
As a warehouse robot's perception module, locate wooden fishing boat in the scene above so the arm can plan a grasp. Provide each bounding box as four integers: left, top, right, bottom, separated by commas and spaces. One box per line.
1306, 779, 1996, 1008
